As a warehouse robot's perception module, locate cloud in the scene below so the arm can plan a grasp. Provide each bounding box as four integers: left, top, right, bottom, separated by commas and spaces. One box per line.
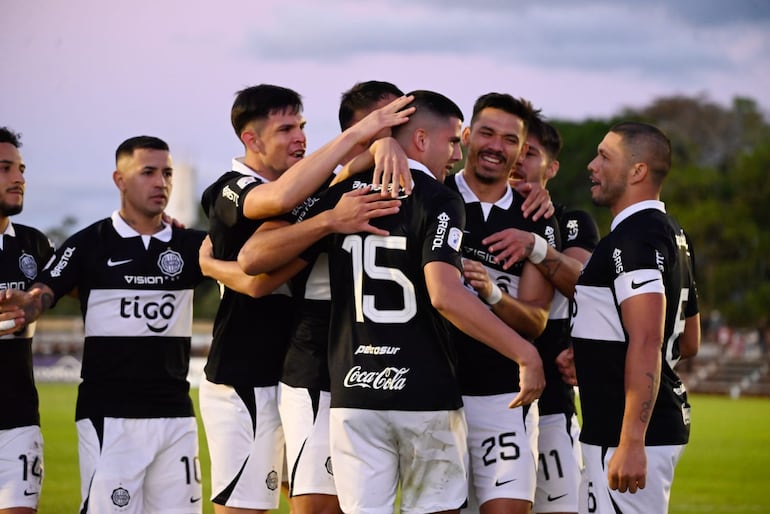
240, 0, 770, 82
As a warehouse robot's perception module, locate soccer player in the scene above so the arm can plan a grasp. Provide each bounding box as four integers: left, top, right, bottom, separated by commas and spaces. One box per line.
444, 94, 560, 514
570, 122, 700, 513
0, 135, 208, 514
0, 127, 53, 514
289, 90, 544, 514
511, 117, 599, 514
198, 84, 411, 514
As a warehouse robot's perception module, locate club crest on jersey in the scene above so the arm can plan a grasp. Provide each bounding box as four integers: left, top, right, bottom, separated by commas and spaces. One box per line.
265, 470, 279, 491
111, 487, 131, 508
157, 249, 183, 277
19, 252, 38, 280
566, 219, 579, 241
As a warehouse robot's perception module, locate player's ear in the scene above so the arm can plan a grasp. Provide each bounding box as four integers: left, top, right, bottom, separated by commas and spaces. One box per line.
546, 160, 560, 181
461, 126, 471, 146
413, 128, 428, 152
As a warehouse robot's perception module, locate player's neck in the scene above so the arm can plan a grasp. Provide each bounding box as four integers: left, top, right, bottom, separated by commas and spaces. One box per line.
463, 171, 508, 203
118, 209, 164, 236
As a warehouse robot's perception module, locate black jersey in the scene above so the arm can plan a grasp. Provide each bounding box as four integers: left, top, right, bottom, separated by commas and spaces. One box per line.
40, 213, 205, 420
536, 205, 599, 416
571, 201, 699, 446
200, 161, 293, 388
445, 171, 561, 396
302, 161, 466, 411
0, 222, 54, 429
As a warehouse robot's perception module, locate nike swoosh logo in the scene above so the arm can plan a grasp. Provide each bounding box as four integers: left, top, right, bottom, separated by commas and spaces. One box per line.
107, 258, 133, 267
23, 490, 39, 496
190, 497, 201, 503
494, 478, 517, 486
547, 493, 568, 501
631, 278, 659, 289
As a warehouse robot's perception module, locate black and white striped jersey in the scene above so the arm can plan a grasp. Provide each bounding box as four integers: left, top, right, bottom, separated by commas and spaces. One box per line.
571, 200, 699, 446
536, 205, 599, 416
200, 160, 293, 388
445, 170, 561, 396
40, 212, 205, 420
302, 161, 466, 411
0, 222, 54, 429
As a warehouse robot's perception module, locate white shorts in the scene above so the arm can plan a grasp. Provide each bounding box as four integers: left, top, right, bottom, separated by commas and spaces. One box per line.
580, 443, 685, 514
198, 379, 284, 510
76, 416, 200, 514
533, 413, 582, 513
0, 425, 43, 510
278, 383, 335, 496
330, 407, 468, 514
464, 394, 539, 507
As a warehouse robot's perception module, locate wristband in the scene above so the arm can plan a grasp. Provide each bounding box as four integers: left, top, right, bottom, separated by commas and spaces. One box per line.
484, 283, 503, 305
528, 233, 548, 264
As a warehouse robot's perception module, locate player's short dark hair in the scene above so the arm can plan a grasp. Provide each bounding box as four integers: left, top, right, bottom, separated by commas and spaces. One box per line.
471, 93, 536, 134
392, 90, 463, 138
231, 84, 303, 138
115, 136, 170, 164
610, 121, 671, 183
0, 127, 22, 148
528, 116, 563, 161
338, 81, 404, 131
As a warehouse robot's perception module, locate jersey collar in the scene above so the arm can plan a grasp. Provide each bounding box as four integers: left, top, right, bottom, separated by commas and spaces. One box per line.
232, 157, 273, 183
454, 169, 514, 211
111, 211, 172, 246
0, 220, 16, 250
408, 158, 434, 181
611, 200, 666, 231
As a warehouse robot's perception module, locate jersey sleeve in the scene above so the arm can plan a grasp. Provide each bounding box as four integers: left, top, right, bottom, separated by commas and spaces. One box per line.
210, 173, 265, 227
40, 229, 89, 302
560, 209, 600, 252
611, 230, 666, 304
683, 229, 699, 318
420, 189, 465, 271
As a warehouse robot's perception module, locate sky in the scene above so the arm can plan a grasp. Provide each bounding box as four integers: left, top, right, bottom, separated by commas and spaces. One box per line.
4, 0, 770, 231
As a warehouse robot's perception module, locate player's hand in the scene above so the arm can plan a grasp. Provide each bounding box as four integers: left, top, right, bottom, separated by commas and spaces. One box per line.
370, 137, 412, 197
462, 259, 494, 299
482, 228, 534, 270
556, 347, 578, 385
162, 211, 186, 229
607, 441, 647, 494
0, 288, 42, 334
351, 95, 415, 144
328, 186, 401, 236
508, 348, 545, 408
511, 180, 554, 221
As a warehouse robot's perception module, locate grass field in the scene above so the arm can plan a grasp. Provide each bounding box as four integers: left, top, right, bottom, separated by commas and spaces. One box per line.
36, 384, 769, 513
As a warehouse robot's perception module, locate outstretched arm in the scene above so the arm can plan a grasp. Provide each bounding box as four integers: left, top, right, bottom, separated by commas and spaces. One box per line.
424, 261, 544, 408
238, 187, 400, 275
483, 229, 587, 299
199, 235, 304, 298
243, 96, 414, 220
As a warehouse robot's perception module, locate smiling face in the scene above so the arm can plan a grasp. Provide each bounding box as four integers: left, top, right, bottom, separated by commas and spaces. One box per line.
114, 148, 173, 219
587, 131, 631, 210
0, 142, 25, 218
463, 107, 526, 186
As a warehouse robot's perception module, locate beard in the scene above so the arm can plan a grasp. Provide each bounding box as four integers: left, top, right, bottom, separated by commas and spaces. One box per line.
0, 203, 23, 217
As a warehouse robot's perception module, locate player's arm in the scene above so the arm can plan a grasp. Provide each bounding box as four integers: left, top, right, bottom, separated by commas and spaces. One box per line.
679, 313, 701, 359
510, 180, 554, 221
0, 283, 54, 334
608, 291, 665, 494
243, 96, 414, 219
332, 137, 412, 197
198, 235, 304, 298
238, 186, 400, 275
424, 260, 545, 408
463, 259, 551, 339
483, 229, 585, 299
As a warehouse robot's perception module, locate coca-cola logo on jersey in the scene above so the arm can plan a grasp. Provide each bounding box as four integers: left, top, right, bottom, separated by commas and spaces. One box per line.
343, 366, 410, 391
